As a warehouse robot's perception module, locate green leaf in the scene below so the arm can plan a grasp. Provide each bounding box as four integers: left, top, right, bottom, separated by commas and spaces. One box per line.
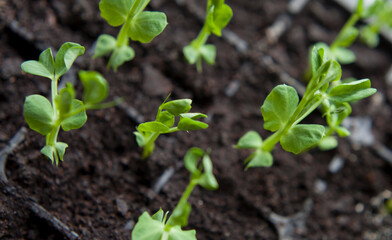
79, 70, 109, 105
209, 3, 233, 36
314, 60, 341, 88
61, 100, 87, 131
40, 145, 55, 164
261, 85, 299, 132
280, 124, 325, 154
21, 48, 55, 79
24, 95, 54, 135
168, 226, 196, 240
183, 45, 198, 64
318, 136, 338, 151
336, 126, 351, 137
128, 11, 168, 43
328, 79, 376, 102
162, 99, 192, 116
178, 118, 208, 131
138, 121, 170, 133
236, 131, 263, 149
332, 47, 356, 64
245, 150, 273, 169
170, 201, 191, 227
54, 42, 85, 79
151, 209, 165, 222
157, 111, 175, 127
40, 142, 68, 165
99, 0, 133, 27
359, 26, 379, 48
311, 45, 324, 75
134, 131, 146, 147
184, 147, 204, 174
56, 83, 75, 116
179, 113, 207, 120
108, 45, 135, 71
198, 154, 218, 190
55, 142, 68, 163
335, 26, 358, 48
93, 34, 117, 58
200, 44, 216, 65
132, 212, 164, 240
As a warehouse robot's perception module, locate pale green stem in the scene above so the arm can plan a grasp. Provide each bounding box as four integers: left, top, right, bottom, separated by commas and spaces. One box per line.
330, 12, 360, 51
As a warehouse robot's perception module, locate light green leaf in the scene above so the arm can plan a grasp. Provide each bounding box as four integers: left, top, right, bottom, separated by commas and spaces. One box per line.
318, 136, 338, 151
108, 45, 135, 71
316, 60, 341, 87
93, 34, 117, 58
40, 142, 68, 165
151, 209, 165, 222
55, 142, 68, 163
178, 118, 208, 131
79, 70, 109, 105
54, 42, 85, 79
336, 126, 351, 137
128, 11, 168, 43
21, 48, 55, 79
335, 26, 358, 48
236, 131, 262, 149
138, 121, 170, 133
169, 201, 191, 227
179, 113, 207, 120
245, 149, 273, 169
162, 99, 192, 116
132, 212, 164, 240
280, 124, 325, 154
184, 147, 204, 174
311, 45, 324, 75
24, 95, 54, 135
134, 131, 146, 147
200, 44, 216, 65
168, 226, 196, 240
183, 45, 198, 64
359, 26, 379, 48
61, 100, 87, 131
261, 85, 299, 132
209, 3, 233, 36
157, 111, 175, 127
56, 83, 75, 116
99, 0, 133, 27
40, 145, 55, 164
198, 154, 218, 190
328, 79, 377, 102
332, 47, 356, 64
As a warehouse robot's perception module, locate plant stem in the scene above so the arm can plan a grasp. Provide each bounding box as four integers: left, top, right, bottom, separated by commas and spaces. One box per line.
330, 12, 360, 51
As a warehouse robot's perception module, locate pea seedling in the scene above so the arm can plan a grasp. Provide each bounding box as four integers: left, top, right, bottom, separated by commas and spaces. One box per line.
183, 0, 233, 72
22, 43, 114, 165
236, 46, 376, 168
132, 147, 218, 240
94, 0, 167, 71
134, 95, 208, 159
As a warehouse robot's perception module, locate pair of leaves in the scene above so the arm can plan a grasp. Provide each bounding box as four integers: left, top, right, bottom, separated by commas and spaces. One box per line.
236, 131, 273, 168
183, 44, 216, 66
207, 0, 233, 37
132, 210, 196, 240
21, 42, 85, 80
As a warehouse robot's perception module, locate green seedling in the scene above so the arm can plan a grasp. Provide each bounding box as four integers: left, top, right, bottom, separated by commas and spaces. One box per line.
22, 43, 115, 165
183, 0, 233, 72
236, 46, 376, 168
132, 147, 218, 240
134, 95, 208, 159
94, 0, 167, 71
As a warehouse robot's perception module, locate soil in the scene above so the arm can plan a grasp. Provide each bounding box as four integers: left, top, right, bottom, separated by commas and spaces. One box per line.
1, 0, 391, 239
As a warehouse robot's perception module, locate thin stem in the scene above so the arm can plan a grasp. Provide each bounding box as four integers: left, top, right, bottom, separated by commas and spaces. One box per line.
330, 13, 360, 51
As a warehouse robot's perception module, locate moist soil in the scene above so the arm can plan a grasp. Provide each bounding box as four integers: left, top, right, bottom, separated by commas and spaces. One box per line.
1, 0, 392, 239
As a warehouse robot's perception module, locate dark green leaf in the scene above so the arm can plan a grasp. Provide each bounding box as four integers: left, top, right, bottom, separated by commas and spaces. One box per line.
131, 212, 164, 240
280, 124, 325, 154
54, 42, 85, 79
162, 99, 192, 116
99, 0, 133, 27
245, 150, 273, 169
61, 100, 87, 131
328, 79, 376, 102
24, 95, 54, 135
178, 118, 208, 131
79, 70, 109, 105
128, 11, 167, 43
261, 85, 299, 132
236, 131, 263, 149
138, 121, 170, 133
93, 34, 117, 57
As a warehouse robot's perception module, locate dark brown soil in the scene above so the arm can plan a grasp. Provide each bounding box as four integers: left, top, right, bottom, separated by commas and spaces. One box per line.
1, 0, 391, 239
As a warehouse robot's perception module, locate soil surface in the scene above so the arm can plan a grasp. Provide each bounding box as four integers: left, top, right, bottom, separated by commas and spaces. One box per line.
1, 0, 391, 239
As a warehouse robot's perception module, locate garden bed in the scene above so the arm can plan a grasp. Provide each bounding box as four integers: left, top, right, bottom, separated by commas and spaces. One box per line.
1, 0, 391, 239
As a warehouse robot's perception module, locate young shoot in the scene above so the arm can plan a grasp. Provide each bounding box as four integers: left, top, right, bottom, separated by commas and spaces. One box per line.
134, 95, 209, 159
94, 0, 167, 71
183, 0, 233, 72
236, 46, 376, 168
22, 43, 116, 165
132, 147, 218, 240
